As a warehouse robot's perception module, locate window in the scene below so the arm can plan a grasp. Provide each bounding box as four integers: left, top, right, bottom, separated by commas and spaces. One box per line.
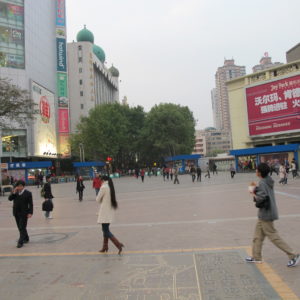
79, 68, 82, 73
80, 91, 83, 96
78, 57, 82, 63
80, 104, 84, 109
78, 45, 82, 51
79, 79, 83, 85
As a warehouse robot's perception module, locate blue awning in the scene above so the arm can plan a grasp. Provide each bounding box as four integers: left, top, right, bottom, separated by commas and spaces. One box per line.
73, 161, 105, 167
229, 144, 300, 156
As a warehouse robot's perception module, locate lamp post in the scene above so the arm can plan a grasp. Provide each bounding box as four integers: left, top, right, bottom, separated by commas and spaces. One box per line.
79, 143, 85, 162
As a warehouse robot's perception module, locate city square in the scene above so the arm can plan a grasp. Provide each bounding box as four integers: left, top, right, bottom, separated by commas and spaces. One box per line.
0, 173, 299, 299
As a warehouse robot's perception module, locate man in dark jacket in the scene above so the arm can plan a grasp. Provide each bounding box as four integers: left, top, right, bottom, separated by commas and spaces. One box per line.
246, 163, 299, 267
8, 180, 33, 248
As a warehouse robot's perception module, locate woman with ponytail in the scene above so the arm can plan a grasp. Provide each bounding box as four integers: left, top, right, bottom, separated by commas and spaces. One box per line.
96, 175, 124, 254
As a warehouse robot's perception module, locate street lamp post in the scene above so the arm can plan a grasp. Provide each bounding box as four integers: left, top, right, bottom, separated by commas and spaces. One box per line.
79, 143, 85, 162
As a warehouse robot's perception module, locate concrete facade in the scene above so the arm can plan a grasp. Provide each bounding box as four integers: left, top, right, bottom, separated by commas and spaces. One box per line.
0, 0, 58, 159
286, 43, 300, 63
227, 60, 300, 150
67, 41, 119, 133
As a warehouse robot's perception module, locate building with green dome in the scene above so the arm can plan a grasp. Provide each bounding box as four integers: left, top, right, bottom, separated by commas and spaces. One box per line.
67, 25, 120, 133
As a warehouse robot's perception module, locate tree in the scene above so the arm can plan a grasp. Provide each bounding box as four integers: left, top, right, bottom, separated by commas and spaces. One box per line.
140, 103, 196, 163
70, 103, 145, 168
0, 78, 38, 128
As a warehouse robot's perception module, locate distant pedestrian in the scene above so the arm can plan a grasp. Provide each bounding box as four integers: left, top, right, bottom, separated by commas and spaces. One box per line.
204, 163, 210, 178
196, 166, 202, 182
39, 173, 44, 187
278, 163, 287, 185
291, 159, 298, 178
42, 175, 54, 219
93, 174, 102, 195
140, 169, 145, 182
170, 168, 174, 181
76, 176, 85, 201
212, 163, 218, 175
173, 168, 179, 184
245, 163, 299, 267
96, 175, 124, 254
190, 166, 196, 182
230, 164, 236, 179
8, 180, 33, 248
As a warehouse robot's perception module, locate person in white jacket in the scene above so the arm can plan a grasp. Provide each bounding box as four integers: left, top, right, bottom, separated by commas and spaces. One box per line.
96, 175, 124, 254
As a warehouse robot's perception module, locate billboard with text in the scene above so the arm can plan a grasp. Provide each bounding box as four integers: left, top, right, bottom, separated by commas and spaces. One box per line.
246, 74, 300, 136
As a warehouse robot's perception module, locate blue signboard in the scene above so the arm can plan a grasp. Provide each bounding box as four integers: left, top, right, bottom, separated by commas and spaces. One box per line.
56, 38, 67, 72
8, 161, 52, 169
56, 0, 65, 26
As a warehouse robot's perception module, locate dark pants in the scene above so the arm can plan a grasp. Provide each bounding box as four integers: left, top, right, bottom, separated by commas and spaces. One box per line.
141, 176, 144, 182
230, 171, 235, 178
205, 171, 210, 178
15, 214, 29, 244
174, 175, 179, 184
197, 173, 201, 181
78, 190, 83, 201
192, 174, 196, 182
102, 223, 113, 238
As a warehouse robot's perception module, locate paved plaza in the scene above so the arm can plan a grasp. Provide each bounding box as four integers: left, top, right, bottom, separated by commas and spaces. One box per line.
0, 172, 299, 299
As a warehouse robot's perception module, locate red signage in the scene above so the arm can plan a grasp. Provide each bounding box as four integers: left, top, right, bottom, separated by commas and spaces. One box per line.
39, 96, 50, 124
246, 74, 300, 136
58, 108, 69, 133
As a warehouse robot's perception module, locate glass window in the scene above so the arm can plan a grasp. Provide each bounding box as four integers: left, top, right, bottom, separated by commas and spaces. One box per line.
80, 91, 83, 96
79, 79, 82, 85
79, 68, 82, 73
78, 57, 82, 62
80, 104, 84, 109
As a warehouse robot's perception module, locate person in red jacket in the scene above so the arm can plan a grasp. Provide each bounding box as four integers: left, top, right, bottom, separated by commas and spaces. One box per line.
93, 173, 102, 195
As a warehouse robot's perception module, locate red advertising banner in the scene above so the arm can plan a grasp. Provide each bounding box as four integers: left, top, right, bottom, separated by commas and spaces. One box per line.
58, 108, 69, 133
246, 74, 300, 136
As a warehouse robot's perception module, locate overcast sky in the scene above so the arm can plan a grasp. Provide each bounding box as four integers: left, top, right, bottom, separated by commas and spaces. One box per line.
66, 0, 300, 129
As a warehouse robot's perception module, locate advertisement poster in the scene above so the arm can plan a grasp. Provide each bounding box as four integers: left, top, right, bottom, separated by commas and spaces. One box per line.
32, 82, 57, 156
56, 38, 67, 72
246, 74, 300, 136
58, 108, 69, 133
56, 0, 65, 26
57, 72, 68, 97
59, 134, 71, 158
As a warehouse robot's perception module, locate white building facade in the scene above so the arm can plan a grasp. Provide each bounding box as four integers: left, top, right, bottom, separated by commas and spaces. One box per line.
67, 26, 119, 133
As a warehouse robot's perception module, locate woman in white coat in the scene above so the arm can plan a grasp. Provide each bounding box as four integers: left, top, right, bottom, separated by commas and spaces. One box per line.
96, 175, 124, 254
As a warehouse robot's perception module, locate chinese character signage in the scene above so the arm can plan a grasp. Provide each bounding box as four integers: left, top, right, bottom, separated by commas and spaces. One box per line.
58, 108, 69, 133
246, 74, 300, 136
57, 72, 68, 97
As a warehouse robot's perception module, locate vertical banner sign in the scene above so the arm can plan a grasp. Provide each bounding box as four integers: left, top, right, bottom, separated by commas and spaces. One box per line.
56, 0, 70, 157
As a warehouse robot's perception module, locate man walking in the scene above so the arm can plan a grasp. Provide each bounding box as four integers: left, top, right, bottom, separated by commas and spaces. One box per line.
8, 180, 33, 248
196, 166, 202, 182
246, 163, 299, 267
173, 168, 180, 184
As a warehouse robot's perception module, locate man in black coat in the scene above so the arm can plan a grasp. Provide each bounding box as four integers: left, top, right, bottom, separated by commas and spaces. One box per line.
8, 180, 33, 248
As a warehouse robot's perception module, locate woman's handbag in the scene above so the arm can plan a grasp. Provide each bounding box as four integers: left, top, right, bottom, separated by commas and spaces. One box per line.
42, 199, 53, 211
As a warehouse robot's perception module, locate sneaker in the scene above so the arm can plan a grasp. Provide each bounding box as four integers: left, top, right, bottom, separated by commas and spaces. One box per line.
287, 254, 300, 267
245, 256, 262, 264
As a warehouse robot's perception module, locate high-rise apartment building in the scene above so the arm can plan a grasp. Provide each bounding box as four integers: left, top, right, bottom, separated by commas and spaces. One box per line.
252, 53, 283, 73
213, 59, 246, 133
67, 26, 120, 133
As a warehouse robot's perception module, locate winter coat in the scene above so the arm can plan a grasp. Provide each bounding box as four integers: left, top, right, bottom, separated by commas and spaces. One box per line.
96, 182, 115, 223
254, 176, 278, 221
43, 182, 54, 199
76, 180, 85, 192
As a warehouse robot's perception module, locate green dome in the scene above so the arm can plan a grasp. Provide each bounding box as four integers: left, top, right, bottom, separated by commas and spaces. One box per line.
93, 44, 106, 63
109, 65, 119, 77
76, 25, 94, 43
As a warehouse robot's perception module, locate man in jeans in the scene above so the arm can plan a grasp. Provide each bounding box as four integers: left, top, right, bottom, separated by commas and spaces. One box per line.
246, 163, 299, 267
